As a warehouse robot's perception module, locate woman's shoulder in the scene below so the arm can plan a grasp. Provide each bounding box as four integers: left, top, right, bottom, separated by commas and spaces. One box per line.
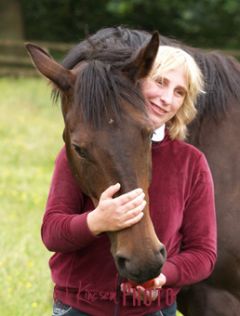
55, 146, 68, 164
174, 139, 208, 165
174, 138, 203, 157
53, 146, 75, 176
158, 132, 204, 160
173, 139, 211, 175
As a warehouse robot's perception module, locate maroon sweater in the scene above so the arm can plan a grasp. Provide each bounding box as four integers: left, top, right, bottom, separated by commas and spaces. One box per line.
42, 134, 217, 315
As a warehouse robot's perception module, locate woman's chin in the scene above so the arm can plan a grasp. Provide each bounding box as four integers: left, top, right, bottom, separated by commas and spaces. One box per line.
150, 116, 165, 129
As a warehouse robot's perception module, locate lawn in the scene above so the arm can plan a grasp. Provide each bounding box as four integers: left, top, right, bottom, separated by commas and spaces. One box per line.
0, 77, 183, 316
0, 77, 63, 316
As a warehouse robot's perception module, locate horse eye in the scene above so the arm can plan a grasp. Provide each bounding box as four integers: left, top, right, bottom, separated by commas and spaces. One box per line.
73, 144, 88, 159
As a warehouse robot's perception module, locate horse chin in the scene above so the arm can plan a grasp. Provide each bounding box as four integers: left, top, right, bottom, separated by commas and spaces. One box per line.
108, 231, 166, 284
114, 254, 165, 284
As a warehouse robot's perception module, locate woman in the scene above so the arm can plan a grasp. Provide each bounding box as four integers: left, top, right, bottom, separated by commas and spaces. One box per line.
42, 28, 216, 316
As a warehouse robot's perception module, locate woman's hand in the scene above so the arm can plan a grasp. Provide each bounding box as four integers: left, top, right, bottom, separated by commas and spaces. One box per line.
87, 183, 146, 235
120, 273, 167, 302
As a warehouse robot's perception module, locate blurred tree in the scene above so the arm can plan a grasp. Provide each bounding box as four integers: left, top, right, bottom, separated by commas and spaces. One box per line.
21, 0, 116, 42
0, 0, 24, 40
106, 0, 240, 48
19, 0, 240, 48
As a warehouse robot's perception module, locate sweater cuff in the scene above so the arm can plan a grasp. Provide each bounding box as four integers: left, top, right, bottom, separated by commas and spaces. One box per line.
69, 212, 97, 246
161, 261, 180, 286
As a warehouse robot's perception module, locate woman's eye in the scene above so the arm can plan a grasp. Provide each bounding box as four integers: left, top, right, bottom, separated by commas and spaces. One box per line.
176, 89, 186, 97
73, 144, 88, 159
156, 79, 164, 86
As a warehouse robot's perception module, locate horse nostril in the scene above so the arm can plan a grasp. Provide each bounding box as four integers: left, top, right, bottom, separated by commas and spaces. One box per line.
117, 255, 128, 270
159, 245, 167, 261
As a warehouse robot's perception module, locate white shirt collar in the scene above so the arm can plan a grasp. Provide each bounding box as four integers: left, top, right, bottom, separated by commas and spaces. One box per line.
151, 125, 165, 142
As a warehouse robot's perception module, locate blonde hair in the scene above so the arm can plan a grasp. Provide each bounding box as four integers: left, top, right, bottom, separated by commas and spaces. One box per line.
149, 45, 204, 140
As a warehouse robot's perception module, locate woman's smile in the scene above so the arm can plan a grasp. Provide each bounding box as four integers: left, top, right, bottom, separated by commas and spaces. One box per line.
149, 101, 169, 116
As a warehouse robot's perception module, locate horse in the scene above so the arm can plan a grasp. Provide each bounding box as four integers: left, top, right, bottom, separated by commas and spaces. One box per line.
26, 32, 167, 285
116, 29, 240, 315
53, 27, 240, 315
158, 34, 240, 316
27, 26, 240, 314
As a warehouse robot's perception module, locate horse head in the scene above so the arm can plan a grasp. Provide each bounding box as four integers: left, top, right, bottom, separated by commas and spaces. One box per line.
26, 32, 166, 283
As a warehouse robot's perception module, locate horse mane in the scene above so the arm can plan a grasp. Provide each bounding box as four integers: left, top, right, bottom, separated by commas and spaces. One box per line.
61, 26, 150, 69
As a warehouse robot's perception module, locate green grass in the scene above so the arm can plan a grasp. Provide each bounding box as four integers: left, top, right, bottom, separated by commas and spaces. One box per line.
0, 77, 64, 316
0, 77, 183, 316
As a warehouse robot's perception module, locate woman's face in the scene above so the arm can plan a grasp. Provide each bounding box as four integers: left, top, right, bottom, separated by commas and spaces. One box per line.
141, 66, 187, 129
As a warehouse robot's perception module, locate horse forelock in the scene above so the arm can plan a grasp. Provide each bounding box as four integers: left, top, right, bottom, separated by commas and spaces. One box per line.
73, 58, 147, 129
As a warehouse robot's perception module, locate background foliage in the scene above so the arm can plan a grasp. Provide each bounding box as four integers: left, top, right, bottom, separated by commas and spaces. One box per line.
20, 0, 240, 48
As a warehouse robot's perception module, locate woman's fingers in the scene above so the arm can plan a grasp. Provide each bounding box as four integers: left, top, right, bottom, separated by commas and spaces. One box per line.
100, 184, 144, 204
120, 283, 159, 301
120, 192, 146, 212
136, 286, 159, 301
121, 210, 144, 228
95, 184, 147, 232
123, 200, 146, 218
115, 188, 144, 205
100, 183, 121, 200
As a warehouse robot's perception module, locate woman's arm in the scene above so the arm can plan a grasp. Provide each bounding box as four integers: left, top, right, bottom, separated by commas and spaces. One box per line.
41, 147, 146, 253
162, 154, 217, 287
41, 147, 97, 252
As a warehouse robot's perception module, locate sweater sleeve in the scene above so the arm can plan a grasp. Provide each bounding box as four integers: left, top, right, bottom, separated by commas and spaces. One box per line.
41, 147, 97, 252
162, 154, 217, 287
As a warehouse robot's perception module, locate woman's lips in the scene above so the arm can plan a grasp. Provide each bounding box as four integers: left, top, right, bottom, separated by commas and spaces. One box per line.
149, 102, 168, 116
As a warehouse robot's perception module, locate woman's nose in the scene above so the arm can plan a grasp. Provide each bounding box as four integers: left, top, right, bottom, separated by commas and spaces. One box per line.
160, 88, 173, 105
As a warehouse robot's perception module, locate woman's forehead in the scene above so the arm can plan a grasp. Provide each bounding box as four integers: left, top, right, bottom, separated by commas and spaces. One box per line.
149, 66, 188, 90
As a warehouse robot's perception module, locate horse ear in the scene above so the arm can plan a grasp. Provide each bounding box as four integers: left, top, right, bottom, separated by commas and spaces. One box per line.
122, 31, 160, 82
25, 43, 75, 91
